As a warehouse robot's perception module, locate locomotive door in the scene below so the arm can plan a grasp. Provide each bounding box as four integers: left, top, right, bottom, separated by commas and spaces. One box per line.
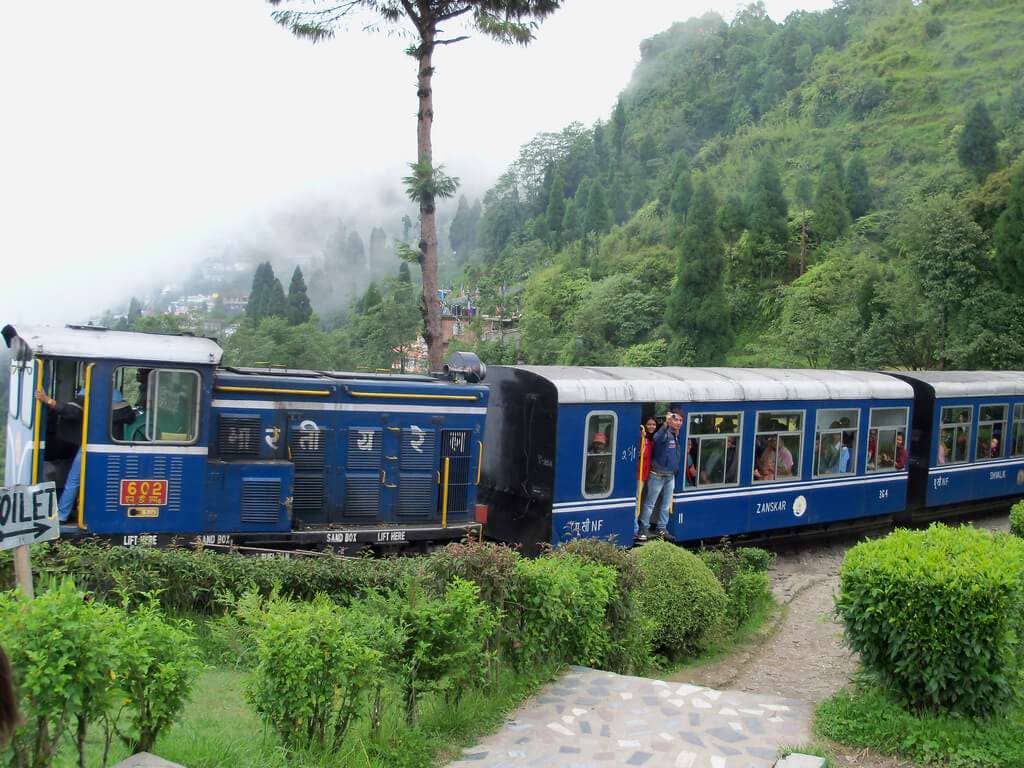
385, 416, 440, 524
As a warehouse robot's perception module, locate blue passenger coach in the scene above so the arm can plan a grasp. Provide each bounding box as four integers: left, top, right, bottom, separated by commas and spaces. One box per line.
479, 366, 914, 552
892, 371, 1024, 516
4, 324, 487, 551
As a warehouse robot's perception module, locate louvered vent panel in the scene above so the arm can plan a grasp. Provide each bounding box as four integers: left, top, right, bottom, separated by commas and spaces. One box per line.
289, 427, 327, 518
397, 475, 434, 518
400, 428, 435, 471
346, 428, 381, 470
241, 478, 281, 523
218, 415, 261, 458
292, 475, 325, 515
344, 476, 379, 517
441, 429, 473, 515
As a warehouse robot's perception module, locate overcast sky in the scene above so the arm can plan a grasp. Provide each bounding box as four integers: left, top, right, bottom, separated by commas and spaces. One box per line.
0, 0, 833, 326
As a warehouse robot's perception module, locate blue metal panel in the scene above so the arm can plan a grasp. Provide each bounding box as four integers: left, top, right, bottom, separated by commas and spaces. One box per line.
925, 396, 1024, 507
205, 461, 293, 532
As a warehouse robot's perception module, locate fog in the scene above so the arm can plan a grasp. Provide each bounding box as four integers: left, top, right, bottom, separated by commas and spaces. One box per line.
0, 0, 832, 326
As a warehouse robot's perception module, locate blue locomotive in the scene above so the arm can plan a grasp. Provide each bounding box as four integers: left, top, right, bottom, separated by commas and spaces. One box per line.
4, 324, 487, 552
4, 324, 1023, 553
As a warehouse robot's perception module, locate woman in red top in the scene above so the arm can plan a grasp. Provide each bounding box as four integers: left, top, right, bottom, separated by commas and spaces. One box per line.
639, 417, 657, 482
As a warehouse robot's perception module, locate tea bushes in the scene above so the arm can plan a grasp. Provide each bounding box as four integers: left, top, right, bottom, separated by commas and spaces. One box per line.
1011, 500, 1024, 538
837, 524, 1024, 716
633, 542, 728, 659
0, 581, 200, 768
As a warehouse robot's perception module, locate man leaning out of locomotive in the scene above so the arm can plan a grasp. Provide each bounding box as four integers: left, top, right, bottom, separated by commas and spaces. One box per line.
635, 411, 682, 542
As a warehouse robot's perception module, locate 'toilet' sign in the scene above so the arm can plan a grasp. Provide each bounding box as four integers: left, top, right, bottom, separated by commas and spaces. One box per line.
0, 482, 60, 551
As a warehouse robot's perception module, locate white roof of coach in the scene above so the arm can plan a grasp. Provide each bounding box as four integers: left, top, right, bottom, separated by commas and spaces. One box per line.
514, 366, 913, 404
8, 325, 223, 365
898, 371, 1024, 398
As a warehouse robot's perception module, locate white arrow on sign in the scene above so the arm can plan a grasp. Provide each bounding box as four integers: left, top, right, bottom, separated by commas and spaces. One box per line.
0, 482, 60, 552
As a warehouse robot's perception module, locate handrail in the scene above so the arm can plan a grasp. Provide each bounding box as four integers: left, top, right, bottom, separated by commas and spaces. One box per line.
441, 457, 451, 529
214, 386, 331, 397
77, 363, 94, 529
31, 361, 44, 484
347, 390, 479, 402
476, 440, 483, 485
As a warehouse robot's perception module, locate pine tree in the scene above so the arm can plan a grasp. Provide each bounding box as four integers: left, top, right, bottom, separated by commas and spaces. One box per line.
450, 194, 481, 261
795, 174, 814, 275
844, 154, 871, 220
265, 270, 288, 319
958, 100, 1000, 180
746, 156, 788, 245
369, 226, 388, 264
611, 97, 627, 161
583, 184, 611, 236
286, 266, 313, 325
609, 175, 627, 225
669, 154, 694, 222
814, 148, 850, 242
994, 165, 1024, 291
346, 232, 367, 270
561, 198, 579, 242
665, 177, 732, 364
398, 261, 412, 283
546, 168, 566, 243
126, 297, 143, 328
246, 262, 272, 321
592, 121, 609, 172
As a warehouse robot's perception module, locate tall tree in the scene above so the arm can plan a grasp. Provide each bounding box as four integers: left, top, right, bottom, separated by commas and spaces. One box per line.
561, 198, 580, 243
265, 269, 288, 320
449, 194, 481, 262
126, 297, 143, 328
369, 226, 388, 264
269, 0, 562, 371
583, 184, 611, 237
611, 96, 627, 161
246, 262, 272, 321
844, 153, 871, 220
665, 177, 732, 364
609, 175, 627, 225
668, 154, 694, 223
545, 167, 566, 244
813, 147, 850, 242
398, 261, 412, 283
746, 155, 788, 245
994, 164, 1024, 292
286, 266, 313, 325
794, 174, 814, 275
958, 100, 1000, 180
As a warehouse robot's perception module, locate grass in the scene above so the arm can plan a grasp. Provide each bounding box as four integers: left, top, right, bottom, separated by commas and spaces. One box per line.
815, 683, 1024, 768
52, 662, 559, 768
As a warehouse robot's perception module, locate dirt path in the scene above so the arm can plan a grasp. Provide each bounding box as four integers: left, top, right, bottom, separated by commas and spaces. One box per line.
669, 513, 1011, 767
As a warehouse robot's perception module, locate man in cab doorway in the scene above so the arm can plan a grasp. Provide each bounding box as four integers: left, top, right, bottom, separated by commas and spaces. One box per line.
635, 410, 682, 542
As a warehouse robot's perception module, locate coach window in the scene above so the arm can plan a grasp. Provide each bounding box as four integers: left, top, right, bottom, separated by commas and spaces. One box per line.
976, 405, 1008, 461
753, 411, 802, 483
813, 408, 859, 477
582, 412, 616, 498
938, 406, 971, 465
1013, 404, 1024, 457
688, 413, 742, 489
867, 408, 909, 472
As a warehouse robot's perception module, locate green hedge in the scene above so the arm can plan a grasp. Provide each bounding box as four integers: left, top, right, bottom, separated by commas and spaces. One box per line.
836, 524, 1024, 716
698, 546, 775, 627
633, 541, 727, 660
1011, 500, 1024, 538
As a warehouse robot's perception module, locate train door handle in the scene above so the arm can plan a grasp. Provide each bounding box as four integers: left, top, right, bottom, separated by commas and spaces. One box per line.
384, 455, 398, 460
379, 469, 397, 488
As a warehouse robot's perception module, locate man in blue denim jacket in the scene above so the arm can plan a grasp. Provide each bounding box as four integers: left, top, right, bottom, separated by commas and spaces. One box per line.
635, 411, 682, 542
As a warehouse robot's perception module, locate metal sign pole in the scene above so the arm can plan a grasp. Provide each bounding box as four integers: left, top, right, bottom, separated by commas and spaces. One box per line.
12, 545, 33, 599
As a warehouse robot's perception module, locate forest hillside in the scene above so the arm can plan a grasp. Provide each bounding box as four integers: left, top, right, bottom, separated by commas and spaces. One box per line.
449, 0, 1024, 371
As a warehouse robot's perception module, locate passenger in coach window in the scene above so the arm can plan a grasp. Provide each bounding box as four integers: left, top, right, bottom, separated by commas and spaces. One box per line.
685, 437, 698, 486
637, 417, 657, 509
635, 411, 681, 542
895, 433, 908, 470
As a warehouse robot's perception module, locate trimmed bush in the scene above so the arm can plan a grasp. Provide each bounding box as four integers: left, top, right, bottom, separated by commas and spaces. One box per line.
424, 539, 520, 611
837, 524, 1024, 716
509, 554, 616, 669
1011, 500, 1024, 538
725, 570, 772, 627
698, 545, 774, 628
632, 542, 728, 659
556, 538, 655, 674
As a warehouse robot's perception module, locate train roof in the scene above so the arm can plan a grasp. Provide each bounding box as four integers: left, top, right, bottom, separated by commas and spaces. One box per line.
3, 324, 223, 365
220, 366, 437, 383
892, 370, 1024, 398
511, 366, 913, 404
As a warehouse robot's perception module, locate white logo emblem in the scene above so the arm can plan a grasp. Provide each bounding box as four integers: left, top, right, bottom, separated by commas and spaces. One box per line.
409, 425, 425, 453
264, 426, 281, 449
793, 495, 807, 518
298, 420, 319, 451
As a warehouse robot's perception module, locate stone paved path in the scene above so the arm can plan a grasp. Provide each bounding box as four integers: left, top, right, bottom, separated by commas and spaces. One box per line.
447, 666, 811, 768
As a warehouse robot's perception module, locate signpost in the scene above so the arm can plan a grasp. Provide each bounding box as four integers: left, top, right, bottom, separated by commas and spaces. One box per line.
0, 481, 60, 598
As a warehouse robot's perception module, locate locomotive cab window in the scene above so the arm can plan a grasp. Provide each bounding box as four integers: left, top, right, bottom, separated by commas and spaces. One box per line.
813, 408, 859, 477
687, 412, 742, 489
111, 367, 200, 444
976, 405, 1007, 461
1013, 404, 1024, 457
582, 412, 616, 498
752, 411, 802, 483
867, 408, 909, 472
938, 406, 971, 465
